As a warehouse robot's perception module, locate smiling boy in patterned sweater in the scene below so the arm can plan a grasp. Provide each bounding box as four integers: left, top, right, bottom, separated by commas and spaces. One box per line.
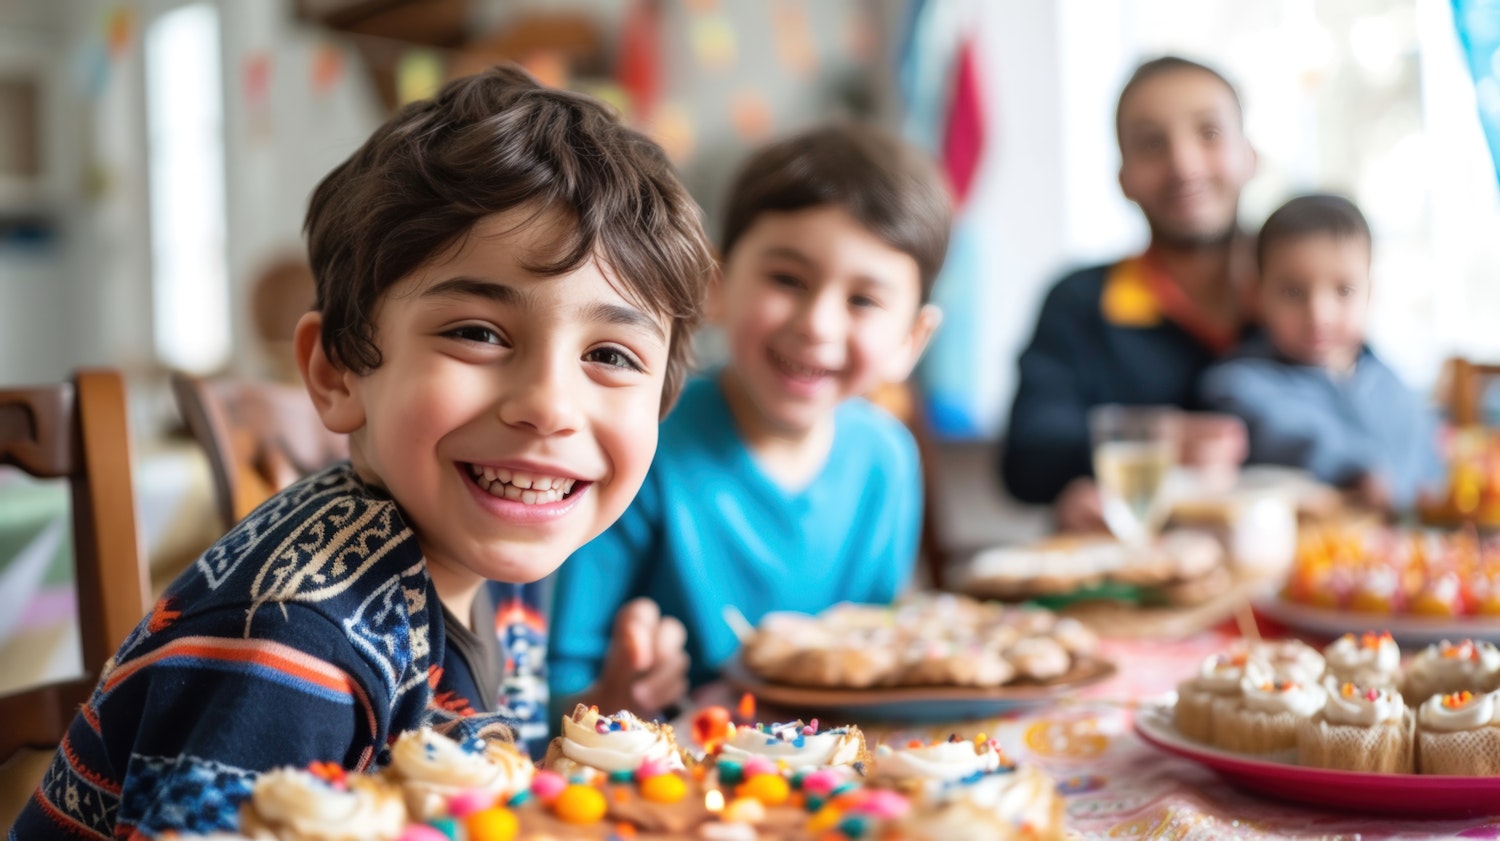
13, 65, 714, 839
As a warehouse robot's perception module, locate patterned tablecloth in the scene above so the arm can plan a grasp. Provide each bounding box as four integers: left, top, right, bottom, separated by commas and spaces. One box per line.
731, 631, 1500, 841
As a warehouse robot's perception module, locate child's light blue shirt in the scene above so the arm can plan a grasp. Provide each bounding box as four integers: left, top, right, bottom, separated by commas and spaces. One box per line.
1201, 334, 1443, 510
548, 374, 922, 699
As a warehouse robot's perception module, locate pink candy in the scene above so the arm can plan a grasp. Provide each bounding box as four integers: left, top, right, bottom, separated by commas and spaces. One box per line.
531, 770, 566, 801
636, 757, 670, 779
849, 789, 911, 820
446, 787, 492, 817
397, 826, 448, 841
799, 769, 840, 796
742, 758, 777, 778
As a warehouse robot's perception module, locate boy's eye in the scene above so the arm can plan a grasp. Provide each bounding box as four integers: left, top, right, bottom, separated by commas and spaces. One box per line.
585, 346, 644, 372
1338, 285, 1357, 298
446, 325, 505, 345
850, 294, 880, 309
1200, 124, 1222, 142
770, 273, 804, 289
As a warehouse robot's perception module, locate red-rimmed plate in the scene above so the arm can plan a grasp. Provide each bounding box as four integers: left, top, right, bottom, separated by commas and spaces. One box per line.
1134, 704, 1500, 818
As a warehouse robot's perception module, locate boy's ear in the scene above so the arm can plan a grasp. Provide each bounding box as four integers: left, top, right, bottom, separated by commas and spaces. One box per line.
887, 304, 943, 382
294, 312, 366, 434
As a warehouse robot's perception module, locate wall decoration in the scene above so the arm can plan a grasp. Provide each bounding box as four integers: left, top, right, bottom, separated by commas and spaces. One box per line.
617, 0, 662, 121
648, 100, 695, 164
1453, 0, 1500, 188
310, 42, 344, 95
730, 88, 772, 141
396, 49, 444, 105
771, 0, 817, 79
691, 14, 736, 73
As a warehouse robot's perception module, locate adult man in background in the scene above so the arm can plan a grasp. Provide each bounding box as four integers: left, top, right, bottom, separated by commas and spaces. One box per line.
1001, 56, 1253, 531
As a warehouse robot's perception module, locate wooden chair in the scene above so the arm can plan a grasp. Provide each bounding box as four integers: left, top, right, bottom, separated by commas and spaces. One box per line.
170, 372, 347, 531
1450, 357, 1500, 427
0, 369, 149, 761
868, 381, 954, 590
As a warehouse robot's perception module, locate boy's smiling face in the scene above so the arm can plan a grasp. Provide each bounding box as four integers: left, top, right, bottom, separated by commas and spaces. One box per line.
712, 204, 940, 441
302, 209, 670, 589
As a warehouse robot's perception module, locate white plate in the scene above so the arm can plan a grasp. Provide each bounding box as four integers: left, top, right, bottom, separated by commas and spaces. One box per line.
1256, 596, 1500, 646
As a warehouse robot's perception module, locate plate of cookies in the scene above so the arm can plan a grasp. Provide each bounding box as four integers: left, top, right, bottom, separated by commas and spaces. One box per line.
960, 530, 1234, 607
725, 594, 1116, 721
1135, 632, 1500, 817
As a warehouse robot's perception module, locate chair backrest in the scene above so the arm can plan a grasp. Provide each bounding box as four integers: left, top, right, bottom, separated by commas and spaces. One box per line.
1451, 357, 1500, 427
170, 372, 347, 531
0, 369, 148, 759
867, 380, 953, 590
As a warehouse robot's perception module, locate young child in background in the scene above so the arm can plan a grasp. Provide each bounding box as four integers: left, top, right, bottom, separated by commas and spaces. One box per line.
13, 66, 714, 839
548, 123, 950, 717
1201, 193, 1440, 512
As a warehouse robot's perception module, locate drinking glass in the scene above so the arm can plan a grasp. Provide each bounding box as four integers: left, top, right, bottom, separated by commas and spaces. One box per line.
1090, 405, 1182, 545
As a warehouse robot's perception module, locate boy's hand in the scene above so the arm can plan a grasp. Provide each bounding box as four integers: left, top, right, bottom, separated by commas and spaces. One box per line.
1351, 472, 1394, 515
1180, 412, 1248, 493
1055, 477, 1108, 534
586, 598, 689, 717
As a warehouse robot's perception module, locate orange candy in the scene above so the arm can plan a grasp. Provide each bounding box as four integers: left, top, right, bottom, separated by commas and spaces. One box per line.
737, 773, 790, 806
553, 784, 608, 824
639, 773, 688, 804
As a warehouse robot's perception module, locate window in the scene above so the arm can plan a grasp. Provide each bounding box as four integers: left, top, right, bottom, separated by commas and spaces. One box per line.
145, 2, 230, 373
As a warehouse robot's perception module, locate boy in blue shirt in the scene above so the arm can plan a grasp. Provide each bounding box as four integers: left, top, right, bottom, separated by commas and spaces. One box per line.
1201, 194, 1440, 512
549, 124, 949, 716
13, 66, 714, 839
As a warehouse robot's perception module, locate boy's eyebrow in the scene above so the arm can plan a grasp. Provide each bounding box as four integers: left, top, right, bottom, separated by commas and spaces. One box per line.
762, 245, 816, 266
582, 302, 667, 343
424, 276, 666, 343
422, 276, 526, 305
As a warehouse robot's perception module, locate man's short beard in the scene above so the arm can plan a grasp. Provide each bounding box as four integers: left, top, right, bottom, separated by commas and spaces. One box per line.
1149, 220, 1237, 250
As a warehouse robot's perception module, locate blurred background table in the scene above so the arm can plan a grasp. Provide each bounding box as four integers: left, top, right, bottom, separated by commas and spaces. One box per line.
695, 625, 1500, 840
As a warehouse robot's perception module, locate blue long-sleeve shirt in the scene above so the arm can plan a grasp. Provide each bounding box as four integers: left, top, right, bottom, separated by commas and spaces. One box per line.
547, 375, 922, 701
1200, 335, 1442, 510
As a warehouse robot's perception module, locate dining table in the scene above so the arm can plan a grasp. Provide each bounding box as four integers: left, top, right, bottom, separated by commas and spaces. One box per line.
698, 619, 1500, 841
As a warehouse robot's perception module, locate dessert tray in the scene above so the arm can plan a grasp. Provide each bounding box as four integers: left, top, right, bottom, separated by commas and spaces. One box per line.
1255, 596, 1500, 646
1134, 703, 1500, 818
723, 654, 1116, 722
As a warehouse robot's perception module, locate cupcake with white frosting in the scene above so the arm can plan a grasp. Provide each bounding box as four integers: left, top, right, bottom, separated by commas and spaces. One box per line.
870, 735, 1007, 787
1297, 681, 1413, 773
894, 764, 1064, 841
1212, 675, 1326, 755
1322, 632, 1402, 689
1403, 639, 1500, 704
542, 704, 688, 778
716, 720, 869, 770
238, 767, 406, 841
1173, 651, 1268, 744
1417, 690, 1500, 775
1250, 639, 1326, 684
382, 727, 533, 820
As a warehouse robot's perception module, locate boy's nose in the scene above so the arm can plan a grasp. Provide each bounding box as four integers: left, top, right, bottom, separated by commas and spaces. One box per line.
497, 356, 582, 436
796, 291, 846, 343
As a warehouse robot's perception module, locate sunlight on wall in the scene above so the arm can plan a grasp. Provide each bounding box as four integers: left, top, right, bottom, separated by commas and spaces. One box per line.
145, 2, 230, 374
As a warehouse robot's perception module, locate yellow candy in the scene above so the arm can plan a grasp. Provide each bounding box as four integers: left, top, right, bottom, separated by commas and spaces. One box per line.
737, 773, 790, 806
806, 804, 843, 832
553, 784, 608, 824
639, 773, 687, 803
466, 806, 518, 841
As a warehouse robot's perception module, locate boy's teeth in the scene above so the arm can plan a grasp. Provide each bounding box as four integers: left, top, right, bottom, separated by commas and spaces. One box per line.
468, 464, 577, 503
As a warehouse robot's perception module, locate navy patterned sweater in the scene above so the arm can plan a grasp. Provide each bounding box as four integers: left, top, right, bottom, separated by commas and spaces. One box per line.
11, 463, 533, 839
